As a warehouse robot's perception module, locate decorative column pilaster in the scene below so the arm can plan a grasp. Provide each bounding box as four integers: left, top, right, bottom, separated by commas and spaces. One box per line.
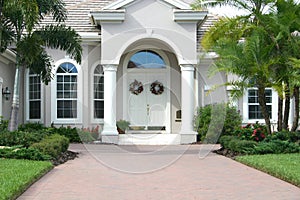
180, 64, 197, 143
101, 64, 118, 136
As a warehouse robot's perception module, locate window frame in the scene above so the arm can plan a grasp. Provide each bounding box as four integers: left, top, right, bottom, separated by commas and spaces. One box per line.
51, 59, 82, 124
90, 62, 104, 124
25, 69, 43, 122
243, 88, 278, 123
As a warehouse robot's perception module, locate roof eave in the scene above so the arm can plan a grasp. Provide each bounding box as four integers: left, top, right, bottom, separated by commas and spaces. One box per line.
90, 9, 126, 25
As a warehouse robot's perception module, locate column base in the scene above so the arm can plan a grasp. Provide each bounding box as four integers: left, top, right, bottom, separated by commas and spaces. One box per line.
101, 135, 119, 144
101, 125, 118, 135
180, 131, 197, 144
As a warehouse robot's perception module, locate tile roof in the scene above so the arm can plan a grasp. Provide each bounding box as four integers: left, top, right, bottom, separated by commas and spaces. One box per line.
40, 0, 115, 33
197, 14, 219, 52
39, 0, 219, 51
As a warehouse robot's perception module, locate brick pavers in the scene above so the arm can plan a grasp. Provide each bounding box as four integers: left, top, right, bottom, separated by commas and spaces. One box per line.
18, 144, 300, 200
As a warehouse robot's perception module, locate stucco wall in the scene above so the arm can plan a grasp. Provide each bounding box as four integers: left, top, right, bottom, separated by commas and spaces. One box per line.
101, 0, 198, 65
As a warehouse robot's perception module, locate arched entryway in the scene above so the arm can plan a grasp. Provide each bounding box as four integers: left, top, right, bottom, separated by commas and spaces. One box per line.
123, 49, 171, 133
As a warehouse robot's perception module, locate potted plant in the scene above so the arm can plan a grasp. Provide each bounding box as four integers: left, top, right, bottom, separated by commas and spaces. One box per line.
116, 120, 130, 134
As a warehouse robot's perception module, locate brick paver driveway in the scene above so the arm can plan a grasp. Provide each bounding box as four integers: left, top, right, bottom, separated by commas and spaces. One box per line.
18, 144, 300, 200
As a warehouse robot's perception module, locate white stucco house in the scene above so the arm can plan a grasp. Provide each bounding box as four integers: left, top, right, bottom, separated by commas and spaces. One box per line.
0, 0, 294, 144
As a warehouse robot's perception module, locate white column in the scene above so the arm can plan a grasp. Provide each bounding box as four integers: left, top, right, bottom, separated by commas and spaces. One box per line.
102, 64, 118, 135
180, 65, 197, 140
0, 77, 3, 116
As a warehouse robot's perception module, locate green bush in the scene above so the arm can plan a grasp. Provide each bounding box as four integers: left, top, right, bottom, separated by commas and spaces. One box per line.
31, 134, 69, 159
219, 135, 235, 148
18, 122, 45, 132
0, 146, 51, 161
265, 131, 300, 144
0, 131, 49, 148
194, 103, 242, 142
253, 140, 300, 154
52, 126, 81, 143
0, 116, 8, 132
234, 123, 268, 142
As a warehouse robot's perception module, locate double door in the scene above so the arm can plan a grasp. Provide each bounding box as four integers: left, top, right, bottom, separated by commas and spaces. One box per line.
128, 72, 167, 130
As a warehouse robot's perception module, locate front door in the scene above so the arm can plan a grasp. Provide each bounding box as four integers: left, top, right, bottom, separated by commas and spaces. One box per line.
128, 72, 167, 130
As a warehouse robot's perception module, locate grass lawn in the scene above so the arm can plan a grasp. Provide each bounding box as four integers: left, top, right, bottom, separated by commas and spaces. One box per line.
236, 153, 300, 187
0, 159, 53, 200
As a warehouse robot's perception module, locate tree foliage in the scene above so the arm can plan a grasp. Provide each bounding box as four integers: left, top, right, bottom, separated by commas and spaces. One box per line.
194, 0, 300, 133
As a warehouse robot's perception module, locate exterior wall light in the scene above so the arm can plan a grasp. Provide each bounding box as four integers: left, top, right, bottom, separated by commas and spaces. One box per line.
2, 87, 11, 101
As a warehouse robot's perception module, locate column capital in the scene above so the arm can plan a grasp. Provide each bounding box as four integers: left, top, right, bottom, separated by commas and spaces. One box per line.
180, 64, 195, 72
103, 64, 118, 72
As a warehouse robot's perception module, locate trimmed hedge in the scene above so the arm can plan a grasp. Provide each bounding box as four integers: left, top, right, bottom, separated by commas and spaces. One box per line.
31, 134, 69, 159
219, 135, 300, 155
0, 131, 49, 148
0, 146, 51, 161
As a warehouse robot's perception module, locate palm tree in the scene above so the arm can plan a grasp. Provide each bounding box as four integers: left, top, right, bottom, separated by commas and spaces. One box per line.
203, 22, 278, 134
259, 0, 300, 131
194, 0, 300, 133
1, 0, 82, 131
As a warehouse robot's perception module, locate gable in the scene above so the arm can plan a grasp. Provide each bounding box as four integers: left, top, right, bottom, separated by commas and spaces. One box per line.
103, 0, 191, 10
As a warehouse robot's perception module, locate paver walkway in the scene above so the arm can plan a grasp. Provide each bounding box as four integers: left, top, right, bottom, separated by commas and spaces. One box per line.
18, 144, 300, 200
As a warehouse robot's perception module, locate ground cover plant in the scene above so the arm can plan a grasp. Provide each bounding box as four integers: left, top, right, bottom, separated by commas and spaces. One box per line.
0, 159, 53, 200
236, 154, 300, 187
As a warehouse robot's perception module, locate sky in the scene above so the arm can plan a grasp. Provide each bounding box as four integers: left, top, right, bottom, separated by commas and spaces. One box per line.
182, 0, 248, 17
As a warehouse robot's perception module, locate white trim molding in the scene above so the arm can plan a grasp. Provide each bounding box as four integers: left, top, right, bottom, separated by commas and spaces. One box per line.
90, 61, 105, 124
51, 58, 83, 124
173, 9, 208, 23
90, 10, 126, 25
104, 0, 191, 10
242, 88, 278, 124
25, 69, 44, 123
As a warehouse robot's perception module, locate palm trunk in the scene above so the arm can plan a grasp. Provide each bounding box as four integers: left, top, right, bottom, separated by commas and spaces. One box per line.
258, 86, 271, 135
291, 86, 299, 131
8, 62, 20, 131
283, 85, 290, 130
277, 96, 283, 131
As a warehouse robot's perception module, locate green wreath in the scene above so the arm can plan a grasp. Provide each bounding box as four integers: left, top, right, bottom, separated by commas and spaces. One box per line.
129, 79, 144, 95
150, 80, 164, 95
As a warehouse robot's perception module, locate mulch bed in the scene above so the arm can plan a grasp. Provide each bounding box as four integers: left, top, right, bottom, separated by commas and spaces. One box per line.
51, 151, 79, 166
213, 147, 242, 159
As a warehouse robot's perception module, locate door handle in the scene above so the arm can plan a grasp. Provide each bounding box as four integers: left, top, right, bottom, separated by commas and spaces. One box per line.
147, 104, 150, 116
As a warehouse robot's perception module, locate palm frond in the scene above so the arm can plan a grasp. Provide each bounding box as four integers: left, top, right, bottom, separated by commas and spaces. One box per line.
27, 51, 53, 84
35, 25, 82, 63
37, 0, 67, 22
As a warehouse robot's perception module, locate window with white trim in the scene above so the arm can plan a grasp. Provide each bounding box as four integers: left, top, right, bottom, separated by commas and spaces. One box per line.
56, 62, 78, 119
248, 89, 272, 119
94, 65, 104, 119
28, 70, 41, 119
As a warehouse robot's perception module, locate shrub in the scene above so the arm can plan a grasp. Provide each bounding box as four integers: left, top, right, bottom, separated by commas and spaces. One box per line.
52, 126, 81, 143
253, 140, 300, 154
0, 146, 51, 161
18, 122, 45, 132
0, 131, 48, 148
219, 135, 235, 148
265, 131, 300, 144
31, 134, 69, 159
0, 116, 8, 132
234, 123, 268, 142
194, 103, 242, 142
228, 139, 257, 154
78, 130, 96, 143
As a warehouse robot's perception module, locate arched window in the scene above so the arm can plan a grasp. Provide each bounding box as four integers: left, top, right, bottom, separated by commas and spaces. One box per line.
56, 62, 78, 119
127, 50, 166, 69
93, 65, 104, 119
